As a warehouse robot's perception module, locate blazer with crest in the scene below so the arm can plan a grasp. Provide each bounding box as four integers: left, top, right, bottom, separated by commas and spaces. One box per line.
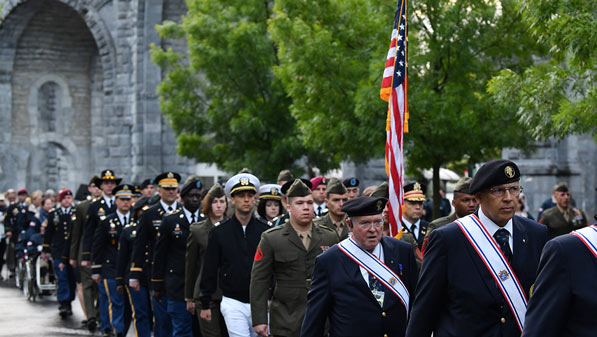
405, 215, 548, 337
301, 236, 418, 337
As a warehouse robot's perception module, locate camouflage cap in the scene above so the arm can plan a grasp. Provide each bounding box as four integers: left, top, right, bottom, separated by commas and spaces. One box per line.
326, 178, 347, 195
286, 179, 312, 198
370, 182, 389, 199
453, 177, 473, 194
277, 170, 294, 183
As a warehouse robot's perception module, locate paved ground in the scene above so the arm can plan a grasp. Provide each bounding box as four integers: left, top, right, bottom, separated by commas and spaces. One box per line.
0, 267, 138, 337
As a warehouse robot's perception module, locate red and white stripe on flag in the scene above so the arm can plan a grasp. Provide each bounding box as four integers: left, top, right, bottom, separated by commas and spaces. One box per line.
381, 0, 408, 238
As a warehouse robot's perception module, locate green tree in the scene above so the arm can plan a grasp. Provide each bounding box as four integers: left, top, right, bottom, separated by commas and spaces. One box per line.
488, 0, 597, 142
152, 0, 309, 181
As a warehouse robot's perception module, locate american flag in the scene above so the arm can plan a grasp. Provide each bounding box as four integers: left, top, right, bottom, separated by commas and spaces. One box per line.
380, 0, 408, 237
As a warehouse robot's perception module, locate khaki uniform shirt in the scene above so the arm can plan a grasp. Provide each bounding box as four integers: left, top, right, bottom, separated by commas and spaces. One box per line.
314, 213, 349, 240
250, 219, 339, 337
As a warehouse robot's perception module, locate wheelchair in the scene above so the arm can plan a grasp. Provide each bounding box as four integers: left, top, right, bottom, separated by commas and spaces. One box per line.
22, 247, 56, 302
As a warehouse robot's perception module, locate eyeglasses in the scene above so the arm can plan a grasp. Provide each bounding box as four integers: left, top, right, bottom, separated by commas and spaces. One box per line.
352, 218, 384, 229
489, 186, 523, 197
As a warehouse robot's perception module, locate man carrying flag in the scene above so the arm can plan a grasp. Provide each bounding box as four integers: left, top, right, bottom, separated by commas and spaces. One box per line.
381, 0, 408, 238
406, 160, 548, 337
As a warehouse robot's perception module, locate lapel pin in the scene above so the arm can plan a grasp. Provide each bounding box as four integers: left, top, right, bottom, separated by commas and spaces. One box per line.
522, 238, 526, 243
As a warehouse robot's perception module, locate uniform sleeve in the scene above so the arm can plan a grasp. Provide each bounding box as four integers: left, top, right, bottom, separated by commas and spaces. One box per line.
405, 229, 448, 337
301, 254, 331, 337
151, 214, 168, 292
116, 229, 130, 287
69, 203, 85, 261
185, 228, 200, 301
42, 213, 54, 254
91, 219, 108, 276
250, 233, 274, 327
81, 203, 98, 261
520, 240, 569, 337
130, 210, 150, 279
199, 226, 221, 309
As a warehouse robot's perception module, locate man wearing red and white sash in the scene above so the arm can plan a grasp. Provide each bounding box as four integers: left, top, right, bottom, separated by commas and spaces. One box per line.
407, 160, 548, 337
521, 224, 596, 337
302, 196, 418, 337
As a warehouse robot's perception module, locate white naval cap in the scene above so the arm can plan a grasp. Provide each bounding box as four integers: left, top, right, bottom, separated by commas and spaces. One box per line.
225, 173, 261, 198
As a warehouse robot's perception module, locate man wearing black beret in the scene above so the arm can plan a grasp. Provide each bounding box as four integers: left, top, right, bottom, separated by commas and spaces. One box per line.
407, 159, 548, 337
302, 196, 418, 337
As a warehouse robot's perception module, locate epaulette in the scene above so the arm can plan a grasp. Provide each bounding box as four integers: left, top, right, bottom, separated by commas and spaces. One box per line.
264, 225, 284, 234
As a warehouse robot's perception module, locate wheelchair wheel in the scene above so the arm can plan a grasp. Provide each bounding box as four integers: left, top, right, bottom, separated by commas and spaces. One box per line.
24, 260, 37, 301
15, 260, 25, 289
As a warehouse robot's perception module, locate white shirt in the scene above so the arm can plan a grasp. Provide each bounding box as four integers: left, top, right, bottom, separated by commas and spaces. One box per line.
183, 207, 199, 224
402, 217, 421, 240
160, 200, 178, 213
116, 210, 131, 225
103, 195, 115, 207
61, 207, 71, 214
359, 243, 385, 287
479, 206, 514, 253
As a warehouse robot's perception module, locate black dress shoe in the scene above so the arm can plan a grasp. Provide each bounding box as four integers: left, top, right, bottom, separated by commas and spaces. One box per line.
87, 318, 97, 332
101, 330, 112, 337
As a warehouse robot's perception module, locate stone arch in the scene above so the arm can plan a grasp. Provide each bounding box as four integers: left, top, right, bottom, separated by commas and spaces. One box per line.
0, 0, 117, 140
26, 136, 81, 191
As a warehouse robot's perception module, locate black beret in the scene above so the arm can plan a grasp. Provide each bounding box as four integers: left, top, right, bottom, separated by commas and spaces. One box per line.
469, 159, 520, 194
140, 178, 155, 189
343, 177, 360, 188
180, 179, 203, 197
281, 178, 312, 195
341, 196, 388, 217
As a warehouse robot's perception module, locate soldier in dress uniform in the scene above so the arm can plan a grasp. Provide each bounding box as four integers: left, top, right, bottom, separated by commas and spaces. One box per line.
185, 183, 229, 337
116, 197, 154, 337
400, 182, 429, 248
130, 171, 181, 337
92, 184, 134, 337
302, 196, 419, 337
153, 178, 204, 337
4, 188, 33, 276
199, 173, 269, 337
251, 179, 339, 337
406, 160, 548, 337
270, 179, 312, 228
140, 179, 156, 198
343, 177, 361, 200
68, 176, 102, 331
313, 178, 350, 240
42, 189, 76, 318
539, 182, 589, 239
310, 177, 328, 217
421, 177, 477, 253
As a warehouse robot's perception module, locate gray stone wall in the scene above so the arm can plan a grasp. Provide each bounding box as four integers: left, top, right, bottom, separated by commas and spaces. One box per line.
0, 0, 197, 192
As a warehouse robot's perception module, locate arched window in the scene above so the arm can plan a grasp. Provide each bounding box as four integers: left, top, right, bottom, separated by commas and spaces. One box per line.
38, 81, 60, 132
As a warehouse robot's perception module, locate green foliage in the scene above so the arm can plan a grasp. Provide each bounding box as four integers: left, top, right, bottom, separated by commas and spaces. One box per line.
488, 0, 597, 142
269, 0, 396, 167
153, 0, 306, 181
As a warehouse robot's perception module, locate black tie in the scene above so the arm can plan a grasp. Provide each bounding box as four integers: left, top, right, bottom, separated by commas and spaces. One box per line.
123, 216, 127, 225
410, 224, 417, 239
317, 206, 322, 216
168, 206, 173, 212
108, 199, 112, 208
191, 213, 196, 223
494, 228, 512, 262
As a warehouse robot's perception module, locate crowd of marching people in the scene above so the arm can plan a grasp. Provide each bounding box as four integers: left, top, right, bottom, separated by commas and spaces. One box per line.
0, 159, 595, 337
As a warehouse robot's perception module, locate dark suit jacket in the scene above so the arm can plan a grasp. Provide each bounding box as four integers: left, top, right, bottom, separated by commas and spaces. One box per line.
521, 232, 597, 337
406, 215, 548, 337
92, 212, 126, 279
301, 236, 418, 337
403, 219, 429, 247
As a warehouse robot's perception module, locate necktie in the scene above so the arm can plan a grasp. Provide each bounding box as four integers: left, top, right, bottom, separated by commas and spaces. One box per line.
317, 206, 322, 216
168, 206, 173, 212
107, 199, 112, 208
494, 228, 512, 262
123, 216, 127, 225
191, 213, 196, 223
410, 224, 417, 240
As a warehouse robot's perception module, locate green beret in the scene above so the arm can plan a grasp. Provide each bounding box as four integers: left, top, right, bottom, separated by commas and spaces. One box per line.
453, 177, 473, 194
286, 179, 312, 198
326, 178, 347, 195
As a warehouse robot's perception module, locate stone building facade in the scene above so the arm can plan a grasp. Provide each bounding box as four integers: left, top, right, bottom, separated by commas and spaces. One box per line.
0, 0, 197, 192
